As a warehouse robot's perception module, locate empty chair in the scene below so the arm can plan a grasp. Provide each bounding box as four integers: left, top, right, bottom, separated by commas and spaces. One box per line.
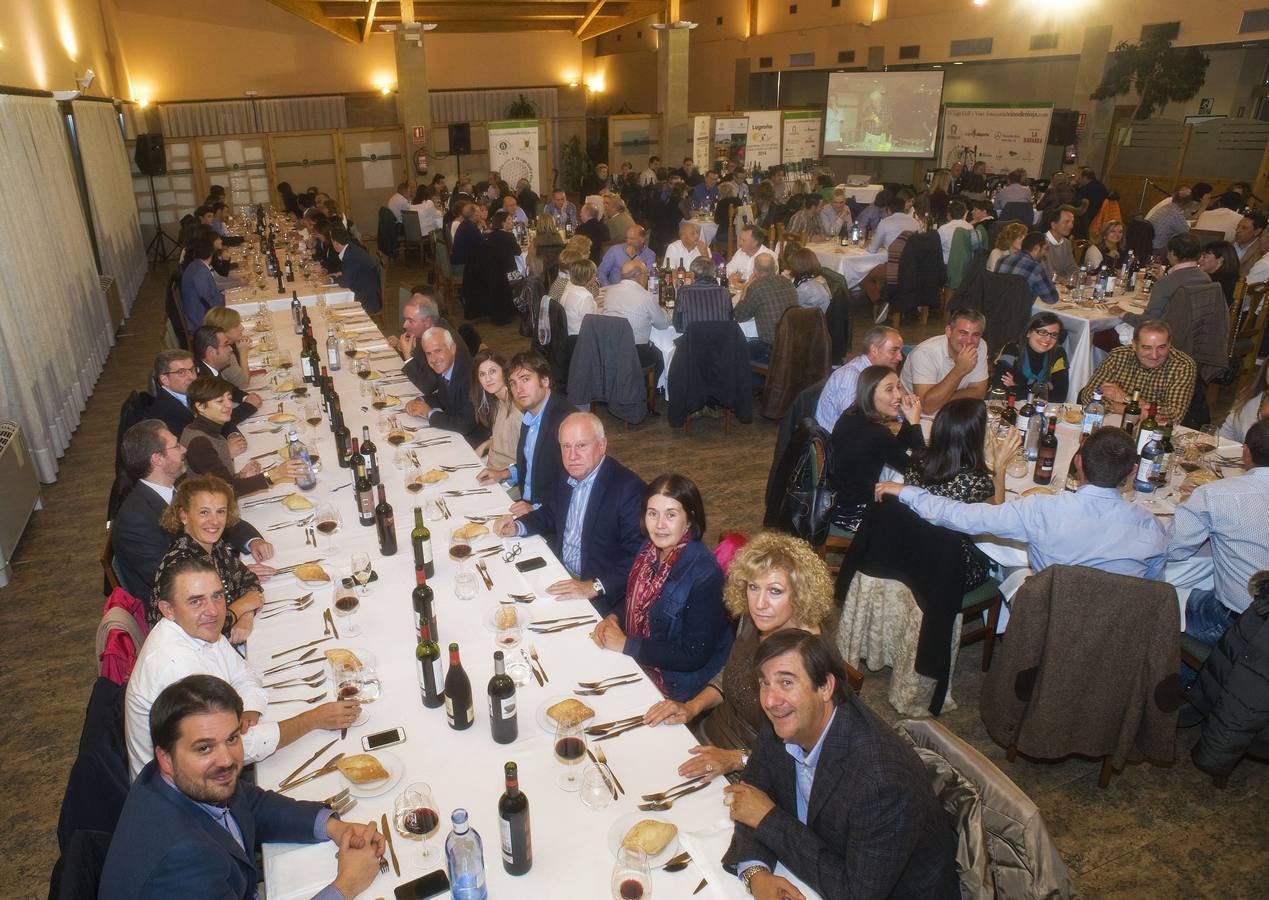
981, 565, 1182, 787
54, 677, 130, 853
400, 209, 424, 262
820, 266, 854, 363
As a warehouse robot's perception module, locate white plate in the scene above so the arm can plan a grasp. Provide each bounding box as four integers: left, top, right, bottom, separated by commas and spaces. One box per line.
298, 576, 332, 587
324, 646, 378, 669
606, 811, 681, 867
534, 693, 596, 734
343, 750, 404, 798
1213, 443, 1242, 460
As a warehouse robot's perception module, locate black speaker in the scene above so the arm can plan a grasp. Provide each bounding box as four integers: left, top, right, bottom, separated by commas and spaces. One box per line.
1047, 110, 1079, 146
447, 123, 471, 156
135, 133, 167, 175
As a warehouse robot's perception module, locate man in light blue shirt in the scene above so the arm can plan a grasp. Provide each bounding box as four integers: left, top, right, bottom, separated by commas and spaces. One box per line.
1167, 420, 1269, 644
815, 325, 904, 430
867, 188, 919, 253
877, 427, 1167, 579
598, 224, 657, 285
544, 190, 578, 228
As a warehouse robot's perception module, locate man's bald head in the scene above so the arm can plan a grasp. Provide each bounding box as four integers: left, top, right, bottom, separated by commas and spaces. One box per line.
403, 291, 440, 338
753, 253, 777, 277
620, 259, 648, 286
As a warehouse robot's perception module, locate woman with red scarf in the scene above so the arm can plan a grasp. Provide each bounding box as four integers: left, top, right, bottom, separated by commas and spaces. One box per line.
590, 474, 734, 701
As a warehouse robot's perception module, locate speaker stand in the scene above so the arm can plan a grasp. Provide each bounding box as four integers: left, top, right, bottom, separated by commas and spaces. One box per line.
145, 174, 178, 268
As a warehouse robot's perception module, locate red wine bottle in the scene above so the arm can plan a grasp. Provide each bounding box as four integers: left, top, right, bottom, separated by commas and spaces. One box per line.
416, 619, 444, 709
444, 643, 474, 730
498, 761, 532, 875
488, 651, 517, 745
374, 484, 397, 555
352, 439, 374, 526
360, 426, 379, 486
412, 567, 437, 645
333, 411, 351, 466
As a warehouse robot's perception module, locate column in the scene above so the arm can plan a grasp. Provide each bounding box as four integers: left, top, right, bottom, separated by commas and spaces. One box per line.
395, 28, 431, 170
658, 26, 691, 167
1072, 25, 1115, 176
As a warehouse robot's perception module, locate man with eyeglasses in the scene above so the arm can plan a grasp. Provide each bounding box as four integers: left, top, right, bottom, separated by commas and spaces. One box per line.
193, 325, 261, 421
494, 413, 645, 613
111, 420, 273, 602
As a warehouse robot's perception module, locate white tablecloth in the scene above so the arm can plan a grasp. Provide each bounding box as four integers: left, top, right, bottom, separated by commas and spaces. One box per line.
239, 307, 811, 899
226, 282, 354, 313
807, 241, 887, 290
837, 183, 884, 205
687, 217, 719, 248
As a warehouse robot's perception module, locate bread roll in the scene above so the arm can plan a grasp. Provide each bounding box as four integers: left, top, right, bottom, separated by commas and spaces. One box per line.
337, 754, 389, 784
622, 820, 678, 856
324, 648, 362, 669
282, 494, 314, 510
546, 699, 594, 727
453, 522, 489, 541
268, 412, 297, 424
295, 562, 329, 582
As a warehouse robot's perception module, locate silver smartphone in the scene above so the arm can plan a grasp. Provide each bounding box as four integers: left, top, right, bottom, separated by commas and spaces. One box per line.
361, 726, 405, 751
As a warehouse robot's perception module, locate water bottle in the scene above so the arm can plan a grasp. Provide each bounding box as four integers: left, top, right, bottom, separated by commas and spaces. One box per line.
325, 327, 341, 372
286, 431, 317, 491
1024, 399, 1047, 460
1081, 390, 1105, 435
445, 808, 488, 900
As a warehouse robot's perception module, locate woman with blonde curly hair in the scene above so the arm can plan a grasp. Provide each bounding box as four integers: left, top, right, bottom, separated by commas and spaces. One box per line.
643, 531, 840, 780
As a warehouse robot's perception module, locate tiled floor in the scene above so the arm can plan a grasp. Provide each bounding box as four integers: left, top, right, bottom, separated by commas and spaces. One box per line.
3, 262, 1265, 897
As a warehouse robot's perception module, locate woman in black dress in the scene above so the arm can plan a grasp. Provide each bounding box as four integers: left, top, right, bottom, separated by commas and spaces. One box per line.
828, 364, 924, 534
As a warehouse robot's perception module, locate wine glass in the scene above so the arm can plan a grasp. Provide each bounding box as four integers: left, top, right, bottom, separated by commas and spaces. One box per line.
611, 847, 651, 899
494, 602, 522, 650
554, 719, 587, 791
579, 764, 613, 810
333, 658, 370, 725
351, 552, 373, 596
394, 782, 441, 862
404, 466, 425, 496
314, 502, 341, 552
1006, 449, 1030, 480
344, 336, 360, 360
333, 585, 361, 637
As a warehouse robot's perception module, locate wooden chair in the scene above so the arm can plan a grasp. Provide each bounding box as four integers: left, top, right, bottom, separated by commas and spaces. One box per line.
1072, 239, 1090, 267
400, 210, 424, 263
682, 405, 734, 435
1190, 228, 1225, 248
99, 530, 121, 593
434, 239, 463, 318
959, 579, 1004, 671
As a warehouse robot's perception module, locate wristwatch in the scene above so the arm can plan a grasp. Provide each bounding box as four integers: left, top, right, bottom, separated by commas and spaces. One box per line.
739, 749, 751, 768
740, 865, 768, 894
591, 578, 604, 597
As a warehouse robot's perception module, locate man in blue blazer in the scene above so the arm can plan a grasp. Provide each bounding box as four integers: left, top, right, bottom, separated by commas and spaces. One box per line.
330, 222, 382, 316
99, 675, 385, 900
723, 630, 959, 900
180, 236, 224, 331
477, 351, 571, 513
497, 412, 645, 614
402, 326, 478, 441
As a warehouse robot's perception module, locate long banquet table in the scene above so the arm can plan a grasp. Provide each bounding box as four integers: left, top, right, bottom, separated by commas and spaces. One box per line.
236, 297, 814, 899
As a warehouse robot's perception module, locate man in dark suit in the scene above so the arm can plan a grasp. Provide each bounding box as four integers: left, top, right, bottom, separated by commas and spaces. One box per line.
496, 412, 645, 614
179, 236, 224, 331
576, 201, 608, 265
402, 326, 478, 440
149, 350, 199, 440
477, 351, 570, 515
193, 325, 260, 420
99, 674, 383, 900
723, 630, 959, 900
331, 221, 382, 316
112, 420, 271, 600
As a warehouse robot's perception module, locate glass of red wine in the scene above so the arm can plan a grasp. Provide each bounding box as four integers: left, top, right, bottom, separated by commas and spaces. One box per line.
332, 659, 369, 726
554, 719, 587, 792
610, 847, 651, 899
314, 502, 341, 552
394, 782, 441, 862
333, 586, 361, 637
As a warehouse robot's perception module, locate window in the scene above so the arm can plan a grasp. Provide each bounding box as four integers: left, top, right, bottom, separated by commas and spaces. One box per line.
1029, 33, 1059, 51
898, 44, 920, 60
759, 56, 773, 68
838, 50, 856, 63
790, 52, 815, 67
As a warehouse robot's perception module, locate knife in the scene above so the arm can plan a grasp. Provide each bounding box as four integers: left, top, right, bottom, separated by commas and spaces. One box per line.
529, 619, 596, 634
529, 614, 595, 627
585, 748, 618, 800
593, 720, 646, 742
274, 557, 326, 575
692, 877, 708, 894
324, 608, 340, 639
271, 636, 334, 659
276, 754, 344, 792
278, 738, 337, 788
381, 812, 400, 876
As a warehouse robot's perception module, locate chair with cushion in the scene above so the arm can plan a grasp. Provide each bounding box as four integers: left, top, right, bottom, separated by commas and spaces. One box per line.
401, 209, 424, 263
895, 719, 1075, 900
754, 306, 831, 421
376, 206, 399, 258
566, 314, 648, 427
981, 565, 1182, 787
434, 237, 463, 318
890, 230, 946, 327
668, 320, 754, 432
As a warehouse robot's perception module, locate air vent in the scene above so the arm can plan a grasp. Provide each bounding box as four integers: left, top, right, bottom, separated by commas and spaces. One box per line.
789, 3, 798, 12
716, 15, 724, 24
1239, 9, 1269, 33
1029, 32, 1059, 50
898, 45, 920, 60
838, 49, 856, 63
950, 37, 993, 57
790, 52, 815, 67
1140, 22, 1181, 42
759, 56, 774, 68
832, 0, 841, 6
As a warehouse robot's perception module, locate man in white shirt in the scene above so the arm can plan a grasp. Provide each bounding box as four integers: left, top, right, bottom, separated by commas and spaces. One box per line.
727, 225, 777, 285
386, 181, 412, 223
1194, 192, 1245, 242
868, 189, 919, 253
603, 259, 670, 375
900, 309, 989, 412
936, 201, 972, 264
125, 558, 361, 780
408, 188, 443, 235
640, 156, 660, 187
665, 221, 710, 270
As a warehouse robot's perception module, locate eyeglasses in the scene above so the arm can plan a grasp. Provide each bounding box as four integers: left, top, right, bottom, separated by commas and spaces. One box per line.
163, 366, 196, 377
501, 543, 523, 564
1032, 329, 1061, 341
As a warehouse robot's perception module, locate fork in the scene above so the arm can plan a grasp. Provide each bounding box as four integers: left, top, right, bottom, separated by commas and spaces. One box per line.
593, 744, 625, 795
529, 645, 549, 683
267, 692, 328, 706
257, 596, 315, 619
439, 464, 479, 472
637, 780, 710, 811
641, 775, 708, 803
262, 673, 327, 690
266, 514, 313, 531
575, 677, 641, 696
507, 592, 536, 603
578, 673, 641, 689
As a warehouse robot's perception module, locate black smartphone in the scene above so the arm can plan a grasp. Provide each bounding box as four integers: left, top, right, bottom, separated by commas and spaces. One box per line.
515, 556, 547, 573
393, 869, 449, 900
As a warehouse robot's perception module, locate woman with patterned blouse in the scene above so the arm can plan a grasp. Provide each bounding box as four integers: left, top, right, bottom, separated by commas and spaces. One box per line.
151, 475, 271, 644
905, 398, 1017, 589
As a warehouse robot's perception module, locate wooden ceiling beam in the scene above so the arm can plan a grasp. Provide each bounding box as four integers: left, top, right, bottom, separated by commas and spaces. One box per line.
262, 0, 361, 42
574, 0, 606, 36
578, 6, 657, 40
361, 0, 378, 41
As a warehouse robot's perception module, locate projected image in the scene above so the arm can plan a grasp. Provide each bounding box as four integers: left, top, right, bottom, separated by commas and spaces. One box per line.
824, 71, 945, 158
